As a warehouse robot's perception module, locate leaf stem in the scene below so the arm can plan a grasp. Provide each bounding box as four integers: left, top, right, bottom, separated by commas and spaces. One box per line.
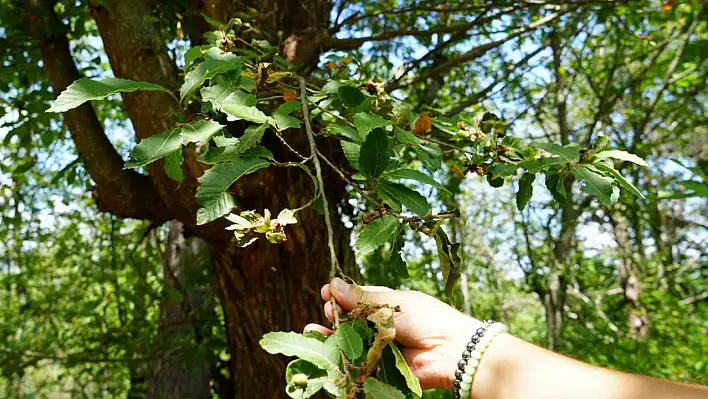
299, 76, 341, 328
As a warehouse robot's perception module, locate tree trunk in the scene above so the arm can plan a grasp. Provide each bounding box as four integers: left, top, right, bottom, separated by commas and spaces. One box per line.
608, 213, 649, 338
148, 221, 214, 399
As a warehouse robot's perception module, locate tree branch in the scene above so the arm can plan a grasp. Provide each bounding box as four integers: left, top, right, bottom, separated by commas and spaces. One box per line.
21, 0, 170, 222
387, 10, 567, 91
446, 44, 547, 115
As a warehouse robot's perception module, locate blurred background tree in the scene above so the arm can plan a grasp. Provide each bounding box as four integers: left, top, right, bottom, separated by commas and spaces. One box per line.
1, 0, 706, 397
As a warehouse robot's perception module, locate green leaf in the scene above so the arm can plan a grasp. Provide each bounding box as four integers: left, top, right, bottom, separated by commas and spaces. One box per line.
286, 359, 326, 382
341, 141, 361, 170
396, 127, 420, 145
383, 169, 450, 193
359, 129, 390, 180
222, 104, 272, 124
678, 180, 708, 196
389, 343, 422, 396
201, 85, 255, 111
47, 78, 170, 113
260, 332, 340, 373
356, 216, 399, 255
196, 192, 235, 225
520, 157, 569, 173
350, 319, 373, 341
234, 124, 268, 153
274, 113, 302, 131
544, 172, 567, 203
180, 48, 242, 101
199, 145, 273, 164
594, 163, 645, 199
491, 164, 518, 177
354, 112, 390, 141
338, 85, 366, 108
537, 143, 580, 162
276, 100, 301, 115
180, 119, 225, 146
516, 173, 535, 211
363, 377, 405, 399
378, 182, 430, 217
326, 123, 360, 142
594, 150, 648, 167
334, 323, 363, 361
389, 228, 408, 279
196, 157, 269, 224
183, 45, 209, 67
434, 228, 462, 300
165, 148, 184, 183
572, 165, 615, 206
125, 128, 182, 168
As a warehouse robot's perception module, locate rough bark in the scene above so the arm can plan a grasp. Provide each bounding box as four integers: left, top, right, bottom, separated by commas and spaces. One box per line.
20, 0, 170, 222
86, 0, 349, 396
148, 221, 215, 399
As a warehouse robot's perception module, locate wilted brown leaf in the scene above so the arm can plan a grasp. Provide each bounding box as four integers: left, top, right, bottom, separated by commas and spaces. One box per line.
414, 113, 432, 135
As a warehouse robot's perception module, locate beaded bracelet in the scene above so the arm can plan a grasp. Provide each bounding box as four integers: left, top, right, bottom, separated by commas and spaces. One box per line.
452, 320, 507, 399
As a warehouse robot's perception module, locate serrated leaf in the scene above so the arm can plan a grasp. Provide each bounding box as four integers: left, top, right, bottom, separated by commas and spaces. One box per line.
491, 164, 518, 177
341, 141, 361, 170
434, 229, 462, 300
516, 173, 535, 211
350, 319, 373, 341
276, 100, 301, 115
537, 143, 580, 162
378, 182, 430, 217
196, 192, 235, 225
286, 359, 326, 383
260, 332, 340, 373
199, 145, 273, 164
201, 85, 255, 111
389, 344, 422, 396
338, 85, 366, 108
572, 165, 615, 206
363, 377, 405, 399
47, 78, 170, 113
383, 169, 450, 193
354, 112, 390, 141
222, 104, 272, 124
544, 172, 567, 203
180, 49, 242, 101
335, 323, 363, 361
359, 129, 390, 180
180, 119, 225, 146
235, 124, 268, 153
356, 216, 399, 255
326, 123, 360, 142
125, 128, 182, 168
196, 157, 269, 224
520, 157, 569, 173
165, 148, 184, 183
594, 150, 648, 167
594, 163, 645, 199
274, 113, 302, 130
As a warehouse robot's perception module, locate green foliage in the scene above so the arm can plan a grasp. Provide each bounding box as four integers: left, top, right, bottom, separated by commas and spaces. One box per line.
47, 78, 170, 113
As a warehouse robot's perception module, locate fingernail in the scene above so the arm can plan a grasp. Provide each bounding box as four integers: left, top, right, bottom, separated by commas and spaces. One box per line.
332, 278, 350, 296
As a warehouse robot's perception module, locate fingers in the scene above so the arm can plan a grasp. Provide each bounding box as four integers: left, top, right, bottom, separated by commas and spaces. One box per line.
324, 300, 344, 320
303, 323, 333, 336
328, 278, 403, 311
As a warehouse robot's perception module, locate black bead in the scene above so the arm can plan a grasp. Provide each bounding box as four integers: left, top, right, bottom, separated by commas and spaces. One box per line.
476, 327, 485, 334
455, 369, 463, 379
466, 341, 476, 351
470, 337, 479, 343
458, 359, 467, 369
461, 350, 471, 359
453, 378, 461, 387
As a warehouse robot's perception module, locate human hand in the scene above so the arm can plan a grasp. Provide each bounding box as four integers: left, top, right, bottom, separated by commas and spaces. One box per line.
305, 278, 482, 391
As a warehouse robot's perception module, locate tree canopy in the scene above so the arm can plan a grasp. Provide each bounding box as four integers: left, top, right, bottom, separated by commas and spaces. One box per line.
1, 0, 706, 397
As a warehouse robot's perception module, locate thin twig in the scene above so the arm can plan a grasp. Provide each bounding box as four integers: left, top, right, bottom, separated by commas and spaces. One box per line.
273, 132, 311, 161
299, 76, 341, 327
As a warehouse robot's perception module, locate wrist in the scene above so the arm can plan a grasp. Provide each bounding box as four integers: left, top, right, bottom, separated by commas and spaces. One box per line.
443, 320, 513, 398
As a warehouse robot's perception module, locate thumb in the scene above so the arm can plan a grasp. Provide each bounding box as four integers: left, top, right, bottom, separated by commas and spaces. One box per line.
330, 278, 401, 311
